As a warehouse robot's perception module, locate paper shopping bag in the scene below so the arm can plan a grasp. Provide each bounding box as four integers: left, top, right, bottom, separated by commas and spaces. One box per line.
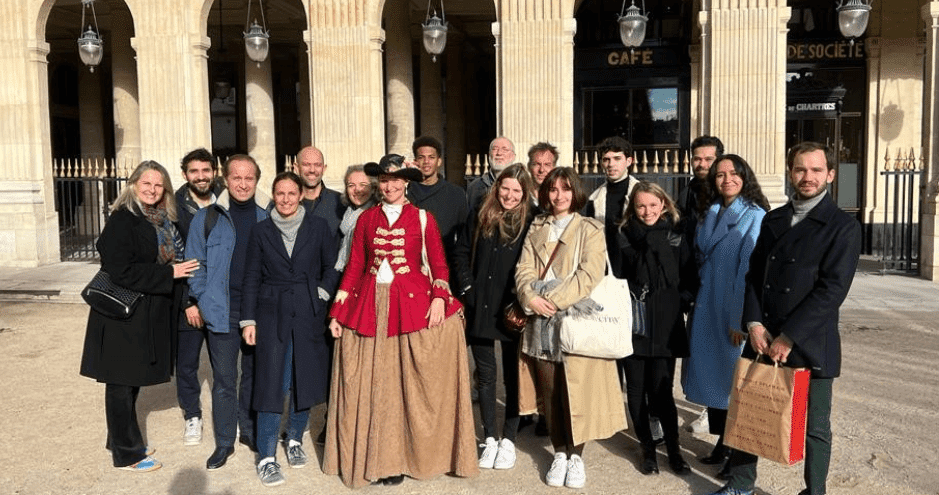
723, 356, 811, 465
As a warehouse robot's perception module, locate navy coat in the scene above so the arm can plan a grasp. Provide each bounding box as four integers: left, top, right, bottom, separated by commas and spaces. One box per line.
241, 212, 340, 412
742, 193, 861, 378
80, 208, 179, 386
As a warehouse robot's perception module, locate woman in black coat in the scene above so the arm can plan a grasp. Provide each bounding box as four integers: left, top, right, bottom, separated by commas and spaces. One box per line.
453, 164, 535, 471
614, 182, 697, 476
80, 161, 199, 472
241, 172, 340, 486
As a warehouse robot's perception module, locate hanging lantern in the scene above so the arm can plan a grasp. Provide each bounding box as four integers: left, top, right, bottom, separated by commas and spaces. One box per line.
422, 1, 448, 62
77, 0, 104, 72
836, 0, 872, 42
618, 0, 649, 49
244, 0, 270, 65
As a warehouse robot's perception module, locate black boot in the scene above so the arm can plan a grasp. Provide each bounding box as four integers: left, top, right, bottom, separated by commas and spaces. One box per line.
640, 445, 659, 475
666, 444, 690, 475
701, 443, 729, 465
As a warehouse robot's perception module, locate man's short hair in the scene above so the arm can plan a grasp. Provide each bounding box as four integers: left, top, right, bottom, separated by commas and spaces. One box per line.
690, 135, 725, 156
412, 136, 443, 158
787, 141, 835, 171
597, 136, 633, 158
527, 142, 559, 165
181, 148, 215, 173
222, 154, 261, 179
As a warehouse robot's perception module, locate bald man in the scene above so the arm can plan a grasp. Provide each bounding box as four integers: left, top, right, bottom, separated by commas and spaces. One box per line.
295, 146, 345, 237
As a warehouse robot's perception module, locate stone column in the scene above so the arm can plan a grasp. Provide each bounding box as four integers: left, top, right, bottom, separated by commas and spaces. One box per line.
445, 33, 466, 182
298, 32, 313, 147
131, 5, 213, 186
701, 0, 790, 206
111, 5, 141, 169
78, 70, 106, 160
496, 0, 576, 169
384, 0, 415, 157
419, 50, 444, 144
919, 2, 939, 279
245, 56, 277, 183
308, 0, 386, 188
0, 2, 59, 266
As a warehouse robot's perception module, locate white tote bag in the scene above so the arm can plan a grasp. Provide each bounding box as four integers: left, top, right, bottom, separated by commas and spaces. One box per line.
559, 242, 634, 360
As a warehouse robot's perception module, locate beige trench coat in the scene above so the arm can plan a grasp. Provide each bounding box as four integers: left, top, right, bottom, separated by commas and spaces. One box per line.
515, 213, 627, 445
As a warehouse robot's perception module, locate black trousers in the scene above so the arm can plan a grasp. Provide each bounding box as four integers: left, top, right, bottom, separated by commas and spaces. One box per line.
470, 338, 520, 442
176, 326, 207, 420
105, 384, 146, 467
622, 356, 680, 450
726, 377, 834, 495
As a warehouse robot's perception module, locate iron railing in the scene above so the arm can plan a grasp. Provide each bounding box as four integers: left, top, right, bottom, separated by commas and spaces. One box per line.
879, 148, 925, 272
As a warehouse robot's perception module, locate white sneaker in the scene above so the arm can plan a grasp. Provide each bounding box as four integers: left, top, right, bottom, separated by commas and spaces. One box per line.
686, 410, 710, 433
565, 454, 586, 489
184, 417, 203, 445
478, 437, 498, 469
493, 438, 516, 469
545, 452, 567, 487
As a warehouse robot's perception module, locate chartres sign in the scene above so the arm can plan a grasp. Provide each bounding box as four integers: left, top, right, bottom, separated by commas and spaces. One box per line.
788, 40, 865, 62
787, 102, 837, 113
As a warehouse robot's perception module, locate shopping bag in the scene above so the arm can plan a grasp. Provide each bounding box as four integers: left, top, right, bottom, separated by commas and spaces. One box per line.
723, 355, 811, 465
559, 257, 633, 359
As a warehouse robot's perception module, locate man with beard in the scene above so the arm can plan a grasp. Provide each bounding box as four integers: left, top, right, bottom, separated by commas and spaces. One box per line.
174, 148, 225, 447
678, 136, 724, 246
704, 142, 861, 495
407, 135, 467, 288
466, 136, 516, 213
296, 146, 345, 237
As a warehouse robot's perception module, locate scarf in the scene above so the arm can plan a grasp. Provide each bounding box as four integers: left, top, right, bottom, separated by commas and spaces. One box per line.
336, 199, 376, 271
623, 217, 680, 295
270, 206, 305, 257
142, 202, 183, 264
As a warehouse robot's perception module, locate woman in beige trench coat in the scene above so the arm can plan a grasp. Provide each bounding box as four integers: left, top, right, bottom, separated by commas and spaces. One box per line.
515, 167, 627, 489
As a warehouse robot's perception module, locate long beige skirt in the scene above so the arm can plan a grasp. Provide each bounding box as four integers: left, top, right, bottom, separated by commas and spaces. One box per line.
323, 284, 479, 488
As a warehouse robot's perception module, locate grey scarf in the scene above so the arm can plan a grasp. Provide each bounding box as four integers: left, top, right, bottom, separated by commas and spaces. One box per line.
271, 206, 305, 256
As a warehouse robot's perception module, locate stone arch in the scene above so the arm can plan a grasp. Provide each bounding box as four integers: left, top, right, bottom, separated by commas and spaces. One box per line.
199, 0, 310, 38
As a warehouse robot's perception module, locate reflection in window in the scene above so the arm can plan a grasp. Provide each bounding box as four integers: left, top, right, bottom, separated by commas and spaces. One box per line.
587, 87, 678, 148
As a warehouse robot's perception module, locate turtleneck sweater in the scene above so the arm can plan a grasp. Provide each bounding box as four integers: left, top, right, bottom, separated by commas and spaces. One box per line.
791, 191, 827, 226
229, 196, 256, 299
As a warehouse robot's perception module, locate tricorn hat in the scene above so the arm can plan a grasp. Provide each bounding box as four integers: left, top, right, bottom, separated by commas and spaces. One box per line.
364, 154, 423, 182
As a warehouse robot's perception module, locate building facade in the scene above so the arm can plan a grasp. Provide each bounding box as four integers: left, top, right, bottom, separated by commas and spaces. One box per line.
2, 0, 938, 277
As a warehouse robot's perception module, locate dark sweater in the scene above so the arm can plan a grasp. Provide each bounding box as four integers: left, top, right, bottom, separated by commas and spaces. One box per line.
603, 178, 631, 261
228, 197, 257, 301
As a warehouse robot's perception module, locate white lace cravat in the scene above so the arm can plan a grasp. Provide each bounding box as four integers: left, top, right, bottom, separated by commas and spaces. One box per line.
377, 202, 404, 283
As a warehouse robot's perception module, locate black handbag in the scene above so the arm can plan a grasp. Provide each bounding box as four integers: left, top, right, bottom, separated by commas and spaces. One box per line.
81, 269, 143, 319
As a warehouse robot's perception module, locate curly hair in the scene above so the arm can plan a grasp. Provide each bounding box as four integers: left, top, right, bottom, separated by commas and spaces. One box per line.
697, 154, 770, 214
475, 164, 534, 244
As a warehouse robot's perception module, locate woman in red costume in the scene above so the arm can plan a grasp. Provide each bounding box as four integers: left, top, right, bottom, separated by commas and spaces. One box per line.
323, 154, 478, 488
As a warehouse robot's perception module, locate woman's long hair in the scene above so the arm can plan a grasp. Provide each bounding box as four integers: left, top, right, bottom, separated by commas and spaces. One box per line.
111, 160, 178, 221
621, 181, 680, 227
476, 163, 534, 245
697, 154, 770, 214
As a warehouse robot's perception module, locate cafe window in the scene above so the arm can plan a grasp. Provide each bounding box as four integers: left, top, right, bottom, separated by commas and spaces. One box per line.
583, 87, 679, 148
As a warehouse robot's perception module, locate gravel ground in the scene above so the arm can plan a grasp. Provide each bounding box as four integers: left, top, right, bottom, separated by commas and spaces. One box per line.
0, 301, 935, 495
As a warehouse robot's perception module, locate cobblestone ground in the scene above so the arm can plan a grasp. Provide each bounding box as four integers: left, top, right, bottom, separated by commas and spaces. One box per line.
0, 301, 935, 495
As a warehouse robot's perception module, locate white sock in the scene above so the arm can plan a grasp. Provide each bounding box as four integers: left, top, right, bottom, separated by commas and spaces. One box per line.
288, 439, 301, 448
258, 456, 275, 468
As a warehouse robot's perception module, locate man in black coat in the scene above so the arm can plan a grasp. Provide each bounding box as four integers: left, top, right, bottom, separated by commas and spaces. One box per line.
704, 142, 862, 495
677, 135, 723, 248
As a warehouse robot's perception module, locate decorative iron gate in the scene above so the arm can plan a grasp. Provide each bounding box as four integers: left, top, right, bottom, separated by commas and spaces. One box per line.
54, 159, 131, 261
878, 148, 925, 272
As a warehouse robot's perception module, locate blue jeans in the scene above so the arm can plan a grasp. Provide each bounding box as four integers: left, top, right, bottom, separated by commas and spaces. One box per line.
257, 339, 310, 459
205, 313, 256, 448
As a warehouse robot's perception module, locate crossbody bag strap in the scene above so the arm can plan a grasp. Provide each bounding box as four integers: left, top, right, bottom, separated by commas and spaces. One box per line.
539, 242, 563, 280
419, 208, 431, 281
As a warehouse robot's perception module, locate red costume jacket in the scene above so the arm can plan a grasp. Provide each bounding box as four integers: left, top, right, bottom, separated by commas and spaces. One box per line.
330, 203, 462, 337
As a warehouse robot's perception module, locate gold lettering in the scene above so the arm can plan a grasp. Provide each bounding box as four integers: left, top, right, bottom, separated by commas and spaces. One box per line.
608, 52, 619, 66
642, 49, 652, 64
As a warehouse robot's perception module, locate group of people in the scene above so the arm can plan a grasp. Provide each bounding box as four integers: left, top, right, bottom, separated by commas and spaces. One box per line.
80, 131, 861, 495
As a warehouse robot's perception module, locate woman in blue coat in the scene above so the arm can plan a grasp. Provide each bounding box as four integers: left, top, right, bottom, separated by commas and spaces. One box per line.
241, 172, 340, 487
681, 154, 769, 476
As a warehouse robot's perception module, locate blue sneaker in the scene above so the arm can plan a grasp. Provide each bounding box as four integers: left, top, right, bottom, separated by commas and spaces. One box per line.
702, 487, 754, 495
118, 456, 162, 472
